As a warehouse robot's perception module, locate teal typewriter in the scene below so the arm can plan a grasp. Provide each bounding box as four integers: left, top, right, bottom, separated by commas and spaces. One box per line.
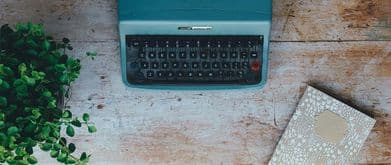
118, 0, 272, 89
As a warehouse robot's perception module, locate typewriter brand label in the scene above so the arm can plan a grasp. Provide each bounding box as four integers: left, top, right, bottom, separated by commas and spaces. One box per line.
178, 26, 213, 30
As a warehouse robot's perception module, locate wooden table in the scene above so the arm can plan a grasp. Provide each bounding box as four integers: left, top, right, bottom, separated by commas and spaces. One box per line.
1, 0, 390, 164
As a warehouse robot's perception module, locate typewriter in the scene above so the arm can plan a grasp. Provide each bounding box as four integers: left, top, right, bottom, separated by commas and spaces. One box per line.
118, 0, 272, 89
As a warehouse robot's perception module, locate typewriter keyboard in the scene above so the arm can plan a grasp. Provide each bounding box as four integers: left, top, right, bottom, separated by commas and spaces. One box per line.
125, 35, 263, 85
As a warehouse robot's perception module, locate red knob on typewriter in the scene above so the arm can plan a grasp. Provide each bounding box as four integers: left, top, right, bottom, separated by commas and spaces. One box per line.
251, 60, 261, 72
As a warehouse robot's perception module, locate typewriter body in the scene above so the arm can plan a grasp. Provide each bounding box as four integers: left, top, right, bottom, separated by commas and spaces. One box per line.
118, 0, 272, 89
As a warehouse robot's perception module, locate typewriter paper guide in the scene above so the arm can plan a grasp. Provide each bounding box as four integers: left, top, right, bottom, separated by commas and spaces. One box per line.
118, 0, 272, 21
269, 86, 376, 165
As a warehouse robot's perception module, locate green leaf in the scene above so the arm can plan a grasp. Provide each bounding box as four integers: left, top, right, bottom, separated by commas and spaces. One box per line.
40, 143, 52, 151
7, 126, 18, 136
40, 126, 50, 139
27, 156, 38, 164
31, 71, 45, 80
62, 38, 70, 44
71, 119, 82, 127
59, 74, 68, 84
51, 130, 60, 139
86, 51, 97, 60
62, 110, 72, 118
80, 152, 87, 161
82, 113, 89, 122
59, 137, 67, 146
53, 143, 62, 151
27, 22, 33, 30
26, 39, 38, 49
42, 40, 50, 51
66, 157, 77, 164
18, 63, 27, 75
15, 147, 26, 156
57, 152, 67, 162
31, 109, 41, 119
30, 23, 44, 37
2, 66, 14, 76
0, 23, 96, 164
6, 159, 17, 164
16, 23, 28, 32
43, 91, 52, 98
50, 150, 59, 158
26, 49, 38, 56
15, 83, 28, 99
22, 75, 35, 86
26, 146, 33, 154
14, 39, 25, 48
87, 125, 97, 133
47, 100, 56, 109
0, 97, 7, 107
13, 78, 24, 86
55, 64, 66, 71
0, 113, 5, 120
66, 125, 75, 137
68, 143, 76, 153
9, 143, 17, 150
24, 123, 37, 134
46, 137, 57, 143
17, 160, 29, 165
0, 80, 10, 90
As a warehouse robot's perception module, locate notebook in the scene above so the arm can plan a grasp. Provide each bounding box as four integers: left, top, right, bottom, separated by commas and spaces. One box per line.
269, 86, 376, 165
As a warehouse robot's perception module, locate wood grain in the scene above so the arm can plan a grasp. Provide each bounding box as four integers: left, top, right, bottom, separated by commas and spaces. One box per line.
272, 0, 391, 41
1, 0, 390, 41
30, 41, 389, 164
1, 0, 390, 164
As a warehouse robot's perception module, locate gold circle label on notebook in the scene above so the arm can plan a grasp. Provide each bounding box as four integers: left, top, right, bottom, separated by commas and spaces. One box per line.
313, 110, 348, 144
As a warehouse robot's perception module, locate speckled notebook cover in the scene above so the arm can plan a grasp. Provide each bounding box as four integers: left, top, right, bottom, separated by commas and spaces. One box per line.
268, 86, 376, 165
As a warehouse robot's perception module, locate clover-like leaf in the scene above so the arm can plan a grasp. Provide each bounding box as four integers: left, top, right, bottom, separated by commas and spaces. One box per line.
42, 40, 50, 51
43, 91, 52, 98
62, 38, 70, 44
50, 150, 59, 158
18, 63, 27, 75
80, 152, 87, 161
26, 39, 38, 49
53, 143, 62, 151
7, 126, 18, 136
0, 23, 96, 165
40, 143, 52, 151
87, 125, 97, 133
0, 97, 7, 107
82, 113, 89, 122
27, 156, 38, 164
68, 143, 76, 153
71, 119, 82, 127
59, 137, 67, 146
66, 157, 77, 164
86, 51, 97, 60
0, 79, 10, 91
66, 126, 75, 137
62, 110, 72, 119
57, 152, 67, 163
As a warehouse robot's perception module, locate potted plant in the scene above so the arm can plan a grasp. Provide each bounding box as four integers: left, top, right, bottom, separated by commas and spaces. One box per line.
0, 23, 97, 165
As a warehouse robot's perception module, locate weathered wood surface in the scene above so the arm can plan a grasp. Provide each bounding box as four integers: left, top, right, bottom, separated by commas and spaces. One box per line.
1, 0, 390, 41
1, 0, 391, 164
